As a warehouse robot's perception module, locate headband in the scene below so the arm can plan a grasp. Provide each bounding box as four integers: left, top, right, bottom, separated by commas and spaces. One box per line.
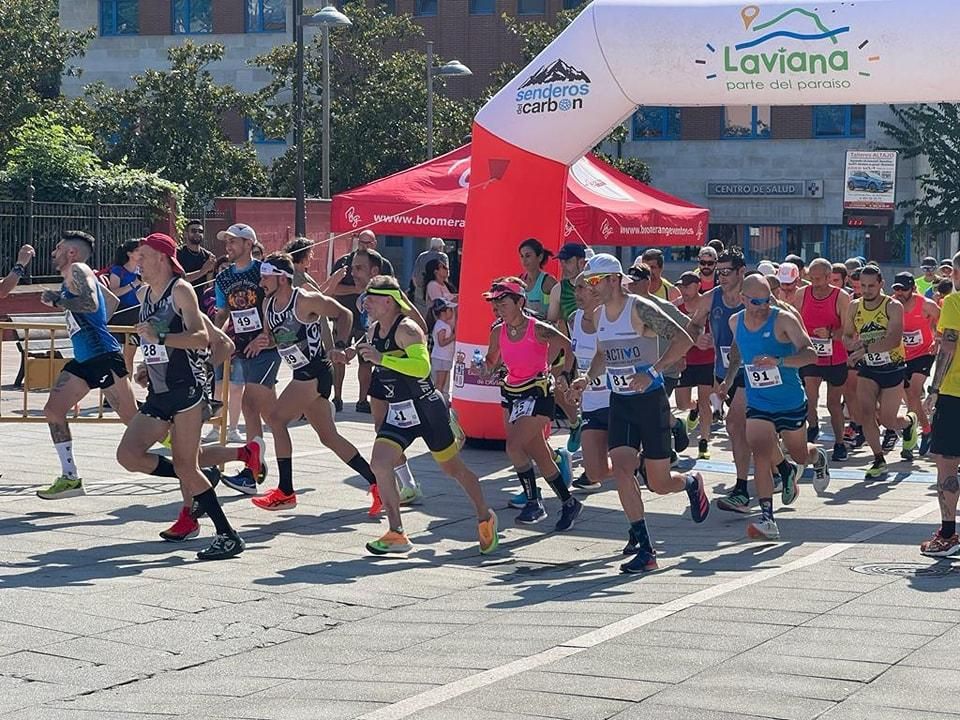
365, 286, 412, 311
260, 262, 293, 278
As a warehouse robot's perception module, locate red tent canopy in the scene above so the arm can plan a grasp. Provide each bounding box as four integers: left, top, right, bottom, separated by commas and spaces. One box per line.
330, 144, 709, 246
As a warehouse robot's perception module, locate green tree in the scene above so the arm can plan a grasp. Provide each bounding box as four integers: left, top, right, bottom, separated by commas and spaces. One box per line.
83, 42, 267, 209
0, 0, 94, 156
252, 1, 475, 196
881, 104, 960, 231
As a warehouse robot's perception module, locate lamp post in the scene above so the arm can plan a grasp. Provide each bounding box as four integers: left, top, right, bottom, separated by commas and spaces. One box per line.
293, 5, 351, 237
425, 41, 472, 160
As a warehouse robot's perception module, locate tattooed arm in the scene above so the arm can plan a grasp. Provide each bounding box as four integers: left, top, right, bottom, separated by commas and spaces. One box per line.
930, 328, 957, 394
631, 295, 693, 375
46, 264, 99, 313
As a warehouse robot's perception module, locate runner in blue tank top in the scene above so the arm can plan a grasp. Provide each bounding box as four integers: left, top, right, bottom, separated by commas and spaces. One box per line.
725, 274, 830, 541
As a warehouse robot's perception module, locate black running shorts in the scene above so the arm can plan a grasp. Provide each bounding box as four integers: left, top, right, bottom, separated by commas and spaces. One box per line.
582, 406, 610, 433
293, 356, 334, 399
678, 362, 715, 389
64, 352, 128, 390
377, 390, 458, 462
140, 384, 204, 423
800, 362, 849, 387
500, 376, 555, 423
931, 394, 960, 458
746, 403, 808, 434
904, 355, 935, 388
607, 387, 673, 459
857, 363, 906, 390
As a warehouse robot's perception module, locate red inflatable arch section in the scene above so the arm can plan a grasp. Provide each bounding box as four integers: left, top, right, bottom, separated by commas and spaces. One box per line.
452, 0, 960, 440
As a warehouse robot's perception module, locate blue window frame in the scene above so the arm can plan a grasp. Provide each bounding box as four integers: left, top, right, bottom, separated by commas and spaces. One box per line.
246, 0, 286, 32
246, 119, 286, 145
722, 106, 771, 139
415, 0, 438, 16
470, 0, 496, 14
518, 0, 546, 14
100, 0, 139, 35
173, 0, 212, 34
632, 107, 680, 141
814, 105, 866, 138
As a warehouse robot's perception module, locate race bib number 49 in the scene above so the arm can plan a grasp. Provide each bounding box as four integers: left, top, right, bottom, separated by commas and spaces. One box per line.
230, 308, 262, 333
745, 364, 783, 389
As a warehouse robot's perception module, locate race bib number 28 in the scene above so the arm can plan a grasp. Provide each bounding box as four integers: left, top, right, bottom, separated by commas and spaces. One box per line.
141, 342, 168, 365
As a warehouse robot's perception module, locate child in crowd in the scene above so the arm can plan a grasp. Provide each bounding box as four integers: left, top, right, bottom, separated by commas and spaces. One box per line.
430, 298, 457, 402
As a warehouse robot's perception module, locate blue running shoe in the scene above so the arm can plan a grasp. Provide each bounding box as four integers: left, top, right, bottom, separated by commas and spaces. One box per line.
566, 418, 583, 453
222, 468, 258, 496
509, 487, 541, 509
620, 549, 659, 574
555, 448, 573, 488
671, 417, 690, 453
555, 498, 583, 532
516, 500, 547, 525
919, 431, 932, 456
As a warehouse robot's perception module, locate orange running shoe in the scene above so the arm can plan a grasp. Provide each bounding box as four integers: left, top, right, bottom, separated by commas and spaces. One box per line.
366, 530, 412, 555
478, 509, 499, 555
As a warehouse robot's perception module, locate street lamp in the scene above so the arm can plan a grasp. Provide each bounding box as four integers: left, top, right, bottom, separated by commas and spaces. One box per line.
426, 41, 472, 160
293, 3, 351, 236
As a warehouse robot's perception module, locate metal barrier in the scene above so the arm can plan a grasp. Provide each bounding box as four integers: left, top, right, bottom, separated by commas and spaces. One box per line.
0, 320, 230, 438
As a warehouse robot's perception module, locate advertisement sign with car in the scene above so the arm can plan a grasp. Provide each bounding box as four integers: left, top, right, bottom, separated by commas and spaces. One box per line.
843, 150, 898, 210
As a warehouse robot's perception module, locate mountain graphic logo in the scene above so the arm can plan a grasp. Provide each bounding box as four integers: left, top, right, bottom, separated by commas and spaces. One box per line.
520, 59, 591, 88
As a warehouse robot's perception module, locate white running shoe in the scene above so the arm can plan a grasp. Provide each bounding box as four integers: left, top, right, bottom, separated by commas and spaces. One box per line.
202, 427, 220, 443
226, 428, 244, 444
747, 518, 780, 540
812, 447, 830, 493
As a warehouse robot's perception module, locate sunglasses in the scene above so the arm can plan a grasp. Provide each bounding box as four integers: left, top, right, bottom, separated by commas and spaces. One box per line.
743, 295, 771, 306
699, 260, 716, 267
717, 268, 736, 277
584, 274, 615, 286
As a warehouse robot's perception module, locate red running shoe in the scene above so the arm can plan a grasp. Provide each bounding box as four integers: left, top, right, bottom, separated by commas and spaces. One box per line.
160, 507, 200, 542
238, 438, 268, 484
368, 484, 383, 518
252, 487, 297, 511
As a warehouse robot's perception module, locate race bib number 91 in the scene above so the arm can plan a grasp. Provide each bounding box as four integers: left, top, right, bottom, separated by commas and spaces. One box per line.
745, 363, 783, 389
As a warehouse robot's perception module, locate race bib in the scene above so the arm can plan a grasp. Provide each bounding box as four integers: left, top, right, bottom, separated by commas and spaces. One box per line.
508, 396, 536, 424
865, 350, 893, 366
278, 344, 309, 369
745, 364, 783, 389
606, 366, 635, 394
903, 330, 924, 348
65, 311, 81, 337
387, 399, 421, 429
230, 308, 262, 333
720, 346, 732, 368
812, 338, 834, 358
141, 342, 168, 365
587, 374, 606, 391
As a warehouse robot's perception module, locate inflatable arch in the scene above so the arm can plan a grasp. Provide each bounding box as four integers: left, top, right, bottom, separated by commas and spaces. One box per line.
451, 0, 960, 440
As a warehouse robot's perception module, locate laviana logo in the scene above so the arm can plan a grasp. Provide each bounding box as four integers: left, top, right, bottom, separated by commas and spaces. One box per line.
516, 59, 591, 116
698, 4, 879, 94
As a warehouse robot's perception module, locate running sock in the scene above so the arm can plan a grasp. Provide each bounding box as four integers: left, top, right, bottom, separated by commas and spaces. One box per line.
54, 441, 78, 479
941, 520, 957, 538
629, 519, 653, 553
394, 462, 417, 490
151, 456, 179, 478
759, 497, 774, 522
194, 488, 233, 536
776, 459, 794, 479
545, 473, 572, 502
277, 458, 293, 495
734, 478, 749, 496
347, 453, 377, 486
517, 466, 538, 500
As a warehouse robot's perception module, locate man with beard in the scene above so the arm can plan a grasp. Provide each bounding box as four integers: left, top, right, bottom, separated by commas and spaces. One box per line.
695, 246, 718, 292
177, 220, 217, 299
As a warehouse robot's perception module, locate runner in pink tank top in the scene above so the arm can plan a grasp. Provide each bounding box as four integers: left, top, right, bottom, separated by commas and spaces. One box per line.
499, 318, 548, 384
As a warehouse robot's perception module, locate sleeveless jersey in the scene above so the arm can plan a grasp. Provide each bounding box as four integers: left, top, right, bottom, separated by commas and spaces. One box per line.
852, 296, 906, 366
798, 286, 848, 366
524, 271, 549, 319
650, 277, 675, 301
710, 290, 744, 380
64, 279, 121, 363
499, 319, 548, 385
266, 289, 324, 370
571, 309, 609, 411
679, 302, 715, 366
370, 315, 435, 401
558, 278, 577, 320
140, 279, 204, 394
901, 294, 936, 360
735, 307, 805, 412
596, 295, 663, 396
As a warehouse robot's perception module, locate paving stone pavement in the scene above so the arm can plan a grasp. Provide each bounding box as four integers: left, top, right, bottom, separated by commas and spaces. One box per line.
1, 345, 958, 719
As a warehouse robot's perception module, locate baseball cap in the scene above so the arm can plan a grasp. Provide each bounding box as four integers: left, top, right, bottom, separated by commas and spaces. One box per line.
142, 233, 185, 275
583, 253, 623, 277
431, 297, 457, 313
776, 263, 800, 285
756, 260, 778, 277
921, 256, 938, 269
557, 242, 587, 260
678, 271, 701, 286
627, 264, 651, 282
891, 272, 916, 290
217, 223, 258, 243
482, 279, 526, 301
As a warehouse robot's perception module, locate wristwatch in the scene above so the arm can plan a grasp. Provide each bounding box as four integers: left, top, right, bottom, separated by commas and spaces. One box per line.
334, 340, 348, 350
157, 332, 166, 345
11, 263, 26, 277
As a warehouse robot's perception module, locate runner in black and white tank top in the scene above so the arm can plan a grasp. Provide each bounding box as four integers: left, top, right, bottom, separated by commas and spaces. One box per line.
140, 278, 205, 395
266, 287, 330, 382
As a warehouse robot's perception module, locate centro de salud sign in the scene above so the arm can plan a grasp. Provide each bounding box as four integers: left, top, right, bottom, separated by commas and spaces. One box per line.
706, 180, 823, 199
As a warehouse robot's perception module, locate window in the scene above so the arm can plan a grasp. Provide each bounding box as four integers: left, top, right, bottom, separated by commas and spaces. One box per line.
246, 119, 286, 145
518, 0, 546, 14
470, 0, 496, 14
173, 0, 212, 34
563, 0, 586, 8
722, 106, 771, 139
379, 0, 396, 13
632, 107, 680, 141
814, 105, 866, 138
415, 0, 438, 16
100, 0, 139, 35
246, 0, 285, 32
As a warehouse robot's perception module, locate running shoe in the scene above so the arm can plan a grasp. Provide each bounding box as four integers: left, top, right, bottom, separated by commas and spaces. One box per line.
850, 426, 866, 449
807, 423, 820, 444
478, 510, 499, 555
698, 438, 710, 460
772, 473, 783, 494
555, 497, 583, 532
226, 428, 244, 444
222, 468, 258, 496
202, 426, 220, 443
832, 442, 848, 462
399, 485, 423, 505
685, 408, 699, 433
252, 487, 297, 511
620, 549, 659, 574
555, 448, 573, 488
902, 412, 919, 453
901, 448, 915, 462
881, 429, 898, 452
919, 431, 932, 457
516, 499, 547, 524
159, 507, 200, 542
356, 400, 372, 414
747, 519, 780, 540
812, 447, 831, 494
686, 472, 710, 523
717, 489, 751, 513
671, 417, 690, 453
566, 418, 583, 453
622, 530, 639, 555
509, 487, 543, 508
865, 456, 887, 480
572, 474, 603, 493
36, 475, 84, 500
196, 532, 245, 560
843, 424, 857, 444
368, 484, 383, 517
920, 531, 960, 558
366, 530, 412, 555
238, 438, 267, 484
333, 396, 343, 412
780, 462, 800, 506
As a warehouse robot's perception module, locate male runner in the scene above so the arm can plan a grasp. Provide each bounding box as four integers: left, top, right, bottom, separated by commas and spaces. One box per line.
843, 265, 919, 479
37, 232, 139, 499
916, 256, 939, 298
676, 271, 715, 459
727, 275, 830, 538
0, 244, 35, 299
572, 254, 708, 575
695, 246, 718, 292
640, 248, 680, 302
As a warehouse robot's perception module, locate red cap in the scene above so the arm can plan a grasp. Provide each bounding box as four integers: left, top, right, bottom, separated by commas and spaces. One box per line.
142, 233, 185, 275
